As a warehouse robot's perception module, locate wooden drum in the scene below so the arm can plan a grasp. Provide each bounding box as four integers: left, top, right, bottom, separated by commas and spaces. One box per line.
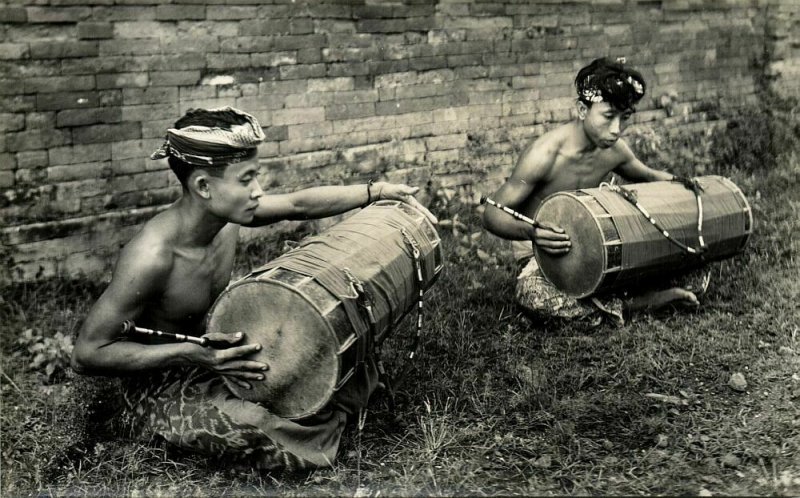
206, 201, 443, 419
533, 175, 752, 298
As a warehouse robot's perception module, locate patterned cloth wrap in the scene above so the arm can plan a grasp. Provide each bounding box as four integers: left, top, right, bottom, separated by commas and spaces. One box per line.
512, 240, 710, 328
121, 359, 378, 471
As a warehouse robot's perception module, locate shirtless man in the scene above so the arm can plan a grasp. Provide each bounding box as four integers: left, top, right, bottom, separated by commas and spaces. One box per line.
71, 107, 436, 470
482, 58, 701, 326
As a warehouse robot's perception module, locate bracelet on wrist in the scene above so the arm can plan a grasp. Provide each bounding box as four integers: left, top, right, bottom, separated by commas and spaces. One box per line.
364, 179, 374, 208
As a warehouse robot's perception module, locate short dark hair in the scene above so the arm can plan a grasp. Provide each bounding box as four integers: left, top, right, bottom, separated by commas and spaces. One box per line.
167, 156, 225, 187
575, 57, 646, 112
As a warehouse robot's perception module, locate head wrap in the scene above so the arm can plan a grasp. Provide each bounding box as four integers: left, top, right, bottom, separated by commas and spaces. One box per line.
151, 107, 265, 166
576, 57, 646, 111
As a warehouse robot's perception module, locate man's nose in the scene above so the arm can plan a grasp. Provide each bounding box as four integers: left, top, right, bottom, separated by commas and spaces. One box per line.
251, 180, 264, 199
609, 117, 621, 135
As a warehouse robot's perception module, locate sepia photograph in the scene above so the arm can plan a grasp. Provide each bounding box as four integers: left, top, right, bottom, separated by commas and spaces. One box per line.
1, 0, 798, 495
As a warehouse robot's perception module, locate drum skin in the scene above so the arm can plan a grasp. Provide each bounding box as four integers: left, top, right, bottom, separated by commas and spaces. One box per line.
206, 201, 443, 419
533, 175, 752, 298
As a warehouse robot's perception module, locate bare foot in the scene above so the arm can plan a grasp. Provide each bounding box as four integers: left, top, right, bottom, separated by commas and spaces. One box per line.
628, 287, 699, 312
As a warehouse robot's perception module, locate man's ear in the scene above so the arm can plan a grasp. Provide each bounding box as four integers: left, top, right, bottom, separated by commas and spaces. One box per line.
577, 100, 589, 120
191, 171, 211, 199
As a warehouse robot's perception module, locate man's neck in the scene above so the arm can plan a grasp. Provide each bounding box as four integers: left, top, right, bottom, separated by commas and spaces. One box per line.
171, 195, 228, 247
569, 120, 599, 155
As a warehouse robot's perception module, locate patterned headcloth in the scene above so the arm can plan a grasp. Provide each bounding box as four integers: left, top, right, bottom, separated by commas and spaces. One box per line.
575, 57, 646, 111
151, 107, 265, 166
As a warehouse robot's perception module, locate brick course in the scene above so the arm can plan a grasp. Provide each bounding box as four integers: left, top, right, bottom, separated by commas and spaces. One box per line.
1, 0, 797, 283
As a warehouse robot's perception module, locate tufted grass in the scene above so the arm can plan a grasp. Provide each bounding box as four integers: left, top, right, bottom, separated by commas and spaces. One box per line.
2, 101, 799, 496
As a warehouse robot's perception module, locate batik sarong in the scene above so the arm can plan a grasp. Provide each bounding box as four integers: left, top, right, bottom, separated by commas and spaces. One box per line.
512, 240, 710, 328
121, 362, 377, 471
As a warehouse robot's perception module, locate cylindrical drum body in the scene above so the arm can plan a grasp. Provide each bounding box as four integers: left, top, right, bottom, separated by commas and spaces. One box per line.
533, 175, 752, 298
206, 201, 443, 419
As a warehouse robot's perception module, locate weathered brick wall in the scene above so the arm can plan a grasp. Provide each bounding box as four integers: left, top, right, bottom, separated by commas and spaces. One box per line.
1, 0, 796, 283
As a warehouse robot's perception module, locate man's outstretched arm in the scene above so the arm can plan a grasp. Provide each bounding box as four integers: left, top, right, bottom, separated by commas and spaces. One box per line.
245, 181, 437, 227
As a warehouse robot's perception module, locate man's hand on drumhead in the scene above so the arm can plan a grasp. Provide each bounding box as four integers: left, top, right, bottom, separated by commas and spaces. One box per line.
190, 332, 269, 389
376, 182, 439, 225
532, 223, 571, 255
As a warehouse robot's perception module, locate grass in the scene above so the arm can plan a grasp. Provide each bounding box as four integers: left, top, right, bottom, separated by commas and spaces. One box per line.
2, 101, 799, 496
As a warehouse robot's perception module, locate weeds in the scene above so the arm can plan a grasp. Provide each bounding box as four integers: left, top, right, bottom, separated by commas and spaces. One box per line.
2, 101, 799, 496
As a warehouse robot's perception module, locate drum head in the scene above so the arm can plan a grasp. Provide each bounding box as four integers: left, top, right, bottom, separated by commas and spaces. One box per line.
206, 280, 339, 418
534, 194, 606, 298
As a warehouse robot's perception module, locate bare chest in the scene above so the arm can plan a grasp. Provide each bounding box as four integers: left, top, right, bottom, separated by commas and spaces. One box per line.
157, 236, 238, 333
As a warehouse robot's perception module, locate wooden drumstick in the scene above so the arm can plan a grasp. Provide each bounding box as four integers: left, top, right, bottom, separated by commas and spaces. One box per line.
121, 320, 209, 347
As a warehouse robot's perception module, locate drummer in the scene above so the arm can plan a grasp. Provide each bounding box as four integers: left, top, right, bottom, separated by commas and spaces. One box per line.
482, 57, 706, 327
70, 106, 437, 470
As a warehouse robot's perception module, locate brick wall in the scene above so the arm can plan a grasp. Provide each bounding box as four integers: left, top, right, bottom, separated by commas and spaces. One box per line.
1, 0, 796, 283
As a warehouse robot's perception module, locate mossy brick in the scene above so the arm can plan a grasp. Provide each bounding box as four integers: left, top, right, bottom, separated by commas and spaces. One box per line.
47, 161, 110, 182
287, 122, 334, 141
149, 71, 201, 87
26, 6, 91, 23
370, 60, 411, 75
306, 77, 354, 93
377, 96, 454, 116
37, 90, 122, 111
49, 144, 111, 166
272, 35, 328, 51
0, 170, 14, 188
139, 118, 174, 139
14, 150, 47, 169
220, 36, 273, 53
163, 37, 220, 54
239, 19, 308, 36
99, 39, 161, 56
7, 128, 71, 152
77, 22, 113, 40
121, 103, 179, 122
61, 56, 145, 75
325, 102, 375, 121
0, 113, 25, 133
0, 43, 29, 60
123, 87, 178, 105
156, 5, 205, 21
0, 7, 26, 23
56, 107, 122, 128
272, 107, 325, 126
111, 138, 164, 161
96, 73, 149, 90
297, 48, 324, 65
146, 53, 206, 71
91, 6, 155, 21
179, 86, 217, 101
441, 17, 512, 31
207, 6, 257, 20
279, 64, 327, 80
1, 152, 17, 171
72, 122, 141, 145
30, 41, 99, 60
113, 21, 173, 39
24, 75, 96, 94
206, 53, 252, 70
250, 52, 298, 68
327, 62, 371, 78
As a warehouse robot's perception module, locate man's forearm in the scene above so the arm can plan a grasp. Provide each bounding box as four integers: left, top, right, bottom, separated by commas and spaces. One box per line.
482, 206, 534, 241
290, 183, 374, 220
72, 340, 193, 377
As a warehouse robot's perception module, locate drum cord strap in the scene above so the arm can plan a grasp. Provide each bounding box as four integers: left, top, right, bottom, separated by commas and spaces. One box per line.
599, 177, 707, 256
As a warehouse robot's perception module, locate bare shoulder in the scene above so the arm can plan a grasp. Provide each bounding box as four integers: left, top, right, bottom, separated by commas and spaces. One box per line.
609, 137, 637, 160
112, 216, 176, 292
514, 125, 566, 180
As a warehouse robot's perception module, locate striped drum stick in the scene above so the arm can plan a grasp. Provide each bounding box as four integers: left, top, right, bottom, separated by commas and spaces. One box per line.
121, 320, 209, 347
480, 196, 541, 228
